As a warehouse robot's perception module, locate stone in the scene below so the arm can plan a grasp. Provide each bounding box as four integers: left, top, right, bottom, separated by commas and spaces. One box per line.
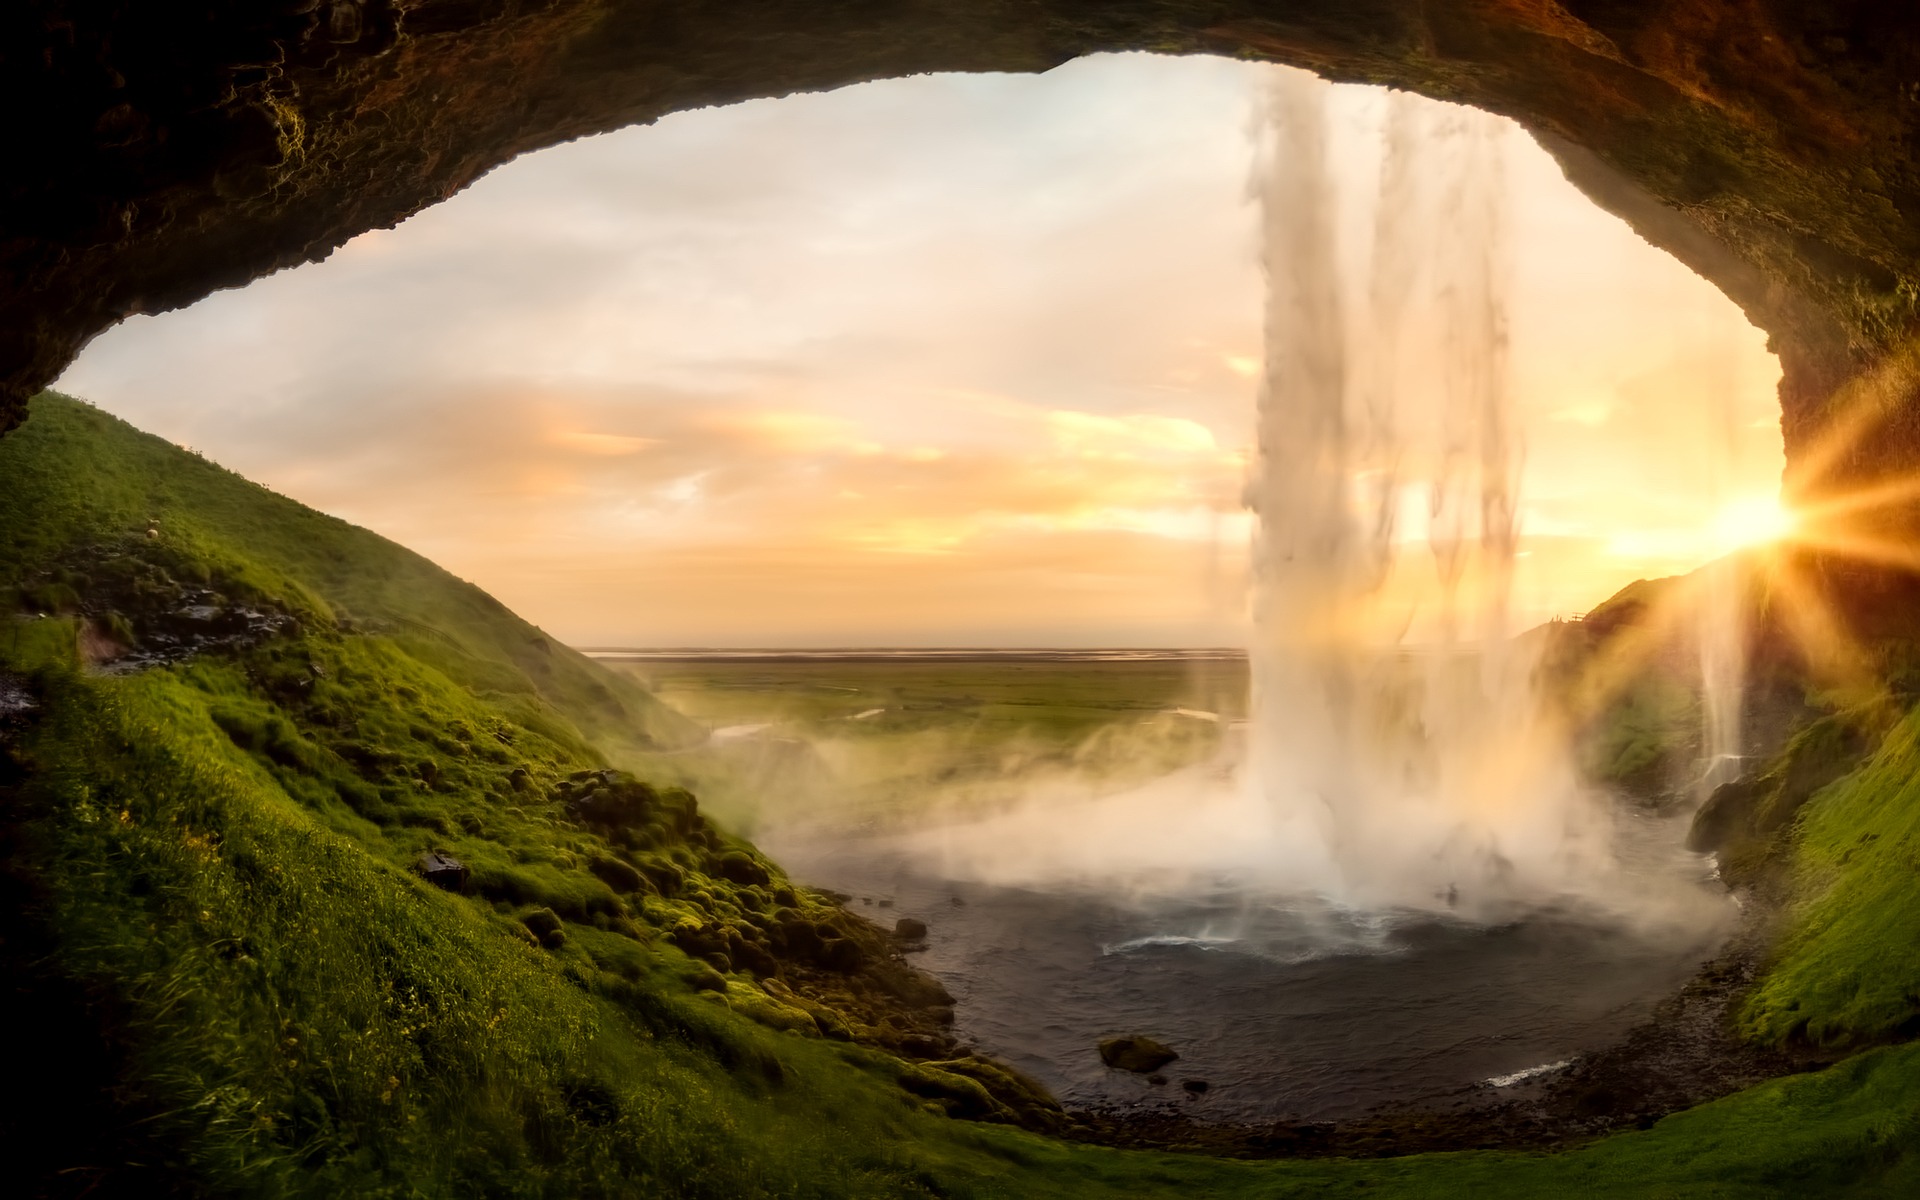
1098, 1036, 1178, 1074
893, 917, 928, 941
416, 850, 468, 892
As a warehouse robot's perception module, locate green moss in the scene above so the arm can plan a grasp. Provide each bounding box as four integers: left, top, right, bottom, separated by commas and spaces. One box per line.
1743, 703, 1920, 1048
4, 390, 1919, 1195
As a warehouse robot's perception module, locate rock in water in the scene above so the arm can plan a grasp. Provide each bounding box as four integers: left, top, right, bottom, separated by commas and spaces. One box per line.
1098, 1036, 1178, 1073
893, 917, 929, 941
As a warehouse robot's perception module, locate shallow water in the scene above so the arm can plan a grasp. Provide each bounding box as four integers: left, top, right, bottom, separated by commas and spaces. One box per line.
769, 808, 1734, 1124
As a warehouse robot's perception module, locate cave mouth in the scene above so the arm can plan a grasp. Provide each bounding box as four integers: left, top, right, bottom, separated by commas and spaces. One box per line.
49, 53, 1798, 1131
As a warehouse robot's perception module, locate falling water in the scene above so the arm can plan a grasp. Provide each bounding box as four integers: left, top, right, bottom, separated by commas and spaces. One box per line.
1249, 73, 1611, 915
1696, 343, 1748, 795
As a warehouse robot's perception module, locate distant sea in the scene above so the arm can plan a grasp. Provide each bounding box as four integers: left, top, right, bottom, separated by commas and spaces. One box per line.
578, 648, 1247, 663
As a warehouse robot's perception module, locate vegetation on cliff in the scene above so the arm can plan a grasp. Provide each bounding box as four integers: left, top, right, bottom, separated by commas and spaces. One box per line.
2, 392, 1917, 1197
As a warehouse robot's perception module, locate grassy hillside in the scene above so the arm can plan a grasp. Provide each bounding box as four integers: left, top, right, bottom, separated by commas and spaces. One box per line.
0, 392, 699, 757
1, 392, 1916, 1197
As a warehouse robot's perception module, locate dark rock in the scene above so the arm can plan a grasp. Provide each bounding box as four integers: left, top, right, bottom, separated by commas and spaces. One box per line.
1099, 1036, 1178, 1074
729, 939, 778, 978
416, 850, 468, 892
896, 1033, 946, 1059
564, 774, 659, 830
893, 917, 928, 941
817, 935, 865, 974
1181, 1079, 1210, 1095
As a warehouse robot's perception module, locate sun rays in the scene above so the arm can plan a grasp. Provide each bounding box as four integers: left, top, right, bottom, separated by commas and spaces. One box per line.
1546, 337, 1920, 738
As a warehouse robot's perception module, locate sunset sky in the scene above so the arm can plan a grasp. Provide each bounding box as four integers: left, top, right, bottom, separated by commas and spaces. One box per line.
57, 54, 1782, 648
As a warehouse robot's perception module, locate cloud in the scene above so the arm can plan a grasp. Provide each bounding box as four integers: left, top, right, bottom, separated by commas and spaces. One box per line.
55, 53, 1781, 646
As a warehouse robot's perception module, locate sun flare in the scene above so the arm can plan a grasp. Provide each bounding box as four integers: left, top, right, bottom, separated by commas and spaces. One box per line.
1710, 493, 1795, 553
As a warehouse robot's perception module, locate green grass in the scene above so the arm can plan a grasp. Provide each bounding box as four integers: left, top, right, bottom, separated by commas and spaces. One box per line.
609, 657, 1244, 831
1742, 702, 1920, 1049
2, 391, 1919, 1196
0, 393, 698, 758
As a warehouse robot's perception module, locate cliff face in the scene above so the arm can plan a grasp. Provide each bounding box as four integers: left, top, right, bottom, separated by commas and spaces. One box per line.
6, 2, 1919, 483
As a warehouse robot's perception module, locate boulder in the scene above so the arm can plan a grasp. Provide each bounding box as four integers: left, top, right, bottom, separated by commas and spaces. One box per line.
893, 917, 928, 941
417, 850, 468, 892
1098, 1035, 1178, 1074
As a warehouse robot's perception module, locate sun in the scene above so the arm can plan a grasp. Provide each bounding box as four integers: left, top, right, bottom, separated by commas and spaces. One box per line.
1710, 493, 1795, 553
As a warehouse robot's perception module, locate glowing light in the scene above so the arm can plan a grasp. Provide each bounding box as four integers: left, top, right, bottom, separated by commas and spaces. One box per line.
1710, 494, 1794, 552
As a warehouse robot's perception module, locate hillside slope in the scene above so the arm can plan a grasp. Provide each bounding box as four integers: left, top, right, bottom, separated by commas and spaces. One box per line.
1, 393, 1915, 1197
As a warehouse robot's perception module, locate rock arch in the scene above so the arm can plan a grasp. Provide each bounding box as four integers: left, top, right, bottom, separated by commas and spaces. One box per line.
6, 2, 1915, 482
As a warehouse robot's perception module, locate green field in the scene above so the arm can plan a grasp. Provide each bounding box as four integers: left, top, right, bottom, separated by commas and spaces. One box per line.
606, 656, 1245, 833
3, 392, 1918, 1197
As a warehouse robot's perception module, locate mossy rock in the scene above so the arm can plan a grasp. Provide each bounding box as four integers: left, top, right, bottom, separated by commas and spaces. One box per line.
587, 854, 646, 893
897, 1064, 1017, 1123
521, 906, 566, 949
723, 980, 820, 1036
927, 1056, 1065, 1132
714, 850, 771, 886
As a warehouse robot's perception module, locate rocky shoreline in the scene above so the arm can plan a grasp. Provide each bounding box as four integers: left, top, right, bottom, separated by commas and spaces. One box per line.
1056, 905, 1834, 1159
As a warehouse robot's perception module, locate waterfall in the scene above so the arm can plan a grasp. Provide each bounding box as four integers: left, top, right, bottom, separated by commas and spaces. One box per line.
1697, 340, 1748, 795
1248, 71, 1609, 914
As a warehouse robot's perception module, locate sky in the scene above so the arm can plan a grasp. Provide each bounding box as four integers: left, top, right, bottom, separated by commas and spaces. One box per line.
57, 54, 1783, 648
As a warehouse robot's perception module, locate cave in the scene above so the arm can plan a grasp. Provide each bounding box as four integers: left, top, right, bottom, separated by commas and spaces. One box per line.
7, 4, 1920, 1194
6, 0, 1919, 494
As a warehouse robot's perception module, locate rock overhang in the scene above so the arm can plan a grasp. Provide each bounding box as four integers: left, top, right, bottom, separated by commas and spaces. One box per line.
4, 1, 1917, 487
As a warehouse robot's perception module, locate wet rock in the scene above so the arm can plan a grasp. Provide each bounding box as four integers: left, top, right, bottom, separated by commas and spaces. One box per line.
1181, 1079, 1210, 1095
1099, 1035, 1178, 1074
893, 917, 928, 941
